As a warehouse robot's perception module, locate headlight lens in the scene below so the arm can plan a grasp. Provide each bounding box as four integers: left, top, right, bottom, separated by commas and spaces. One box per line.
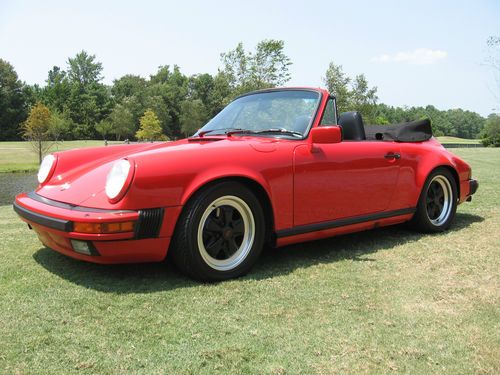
105, 159, 133, 203
38, 154, 56, 184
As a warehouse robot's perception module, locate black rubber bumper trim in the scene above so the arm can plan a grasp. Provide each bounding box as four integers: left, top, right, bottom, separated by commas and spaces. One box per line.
469, 179, 478, 196
276, 207, 416, 238
13, 202, 73, 232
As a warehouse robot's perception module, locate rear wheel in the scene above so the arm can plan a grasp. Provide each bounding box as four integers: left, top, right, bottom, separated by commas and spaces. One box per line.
410, 168, 457, 232
170, 182, 265, 281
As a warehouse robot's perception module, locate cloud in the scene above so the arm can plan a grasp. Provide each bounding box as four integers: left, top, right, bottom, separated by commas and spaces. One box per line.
371, 48, 447, 65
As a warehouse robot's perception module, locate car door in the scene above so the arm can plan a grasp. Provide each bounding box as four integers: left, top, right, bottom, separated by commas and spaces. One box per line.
293, 140, 401, 227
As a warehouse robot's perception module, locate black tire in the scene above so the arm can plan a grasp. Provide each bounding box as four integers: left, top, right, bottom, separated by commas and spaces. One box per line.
170, 181, 265, 281
410, 167, 458, 232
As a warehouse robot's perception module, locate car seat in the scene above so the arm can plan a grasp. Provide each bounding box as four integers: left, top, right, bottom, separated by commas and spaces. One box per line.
338, 111, 366, 140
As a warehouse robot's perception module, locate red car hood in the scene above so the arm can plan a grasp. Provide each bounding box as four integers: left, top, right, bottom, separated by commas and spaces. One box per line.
35, 137, 281, 208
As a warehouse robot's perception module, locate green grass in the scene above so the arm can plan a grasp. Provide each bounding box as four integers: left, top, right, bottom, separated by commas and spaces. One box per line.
437, 136, 481, 144
0, 140, 120, 173
0, 149, 498, 374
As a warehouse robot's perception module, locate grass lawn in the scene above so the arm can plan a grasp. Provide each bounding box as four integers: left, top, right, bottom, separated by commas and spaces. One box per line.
0, 140, 120, 173
437, 136, 482, 145
0, 149, 498, 374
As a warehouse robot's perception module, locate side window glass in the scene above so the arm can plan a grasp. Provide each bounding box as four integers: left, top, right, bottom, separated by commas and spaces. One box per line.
320, 98, 337, 126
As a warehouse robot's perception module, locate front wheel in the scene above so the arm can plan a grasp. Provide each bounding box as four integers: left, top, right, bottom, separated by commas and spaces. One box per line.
170, 182, 265, 281
410, 168, 458, 232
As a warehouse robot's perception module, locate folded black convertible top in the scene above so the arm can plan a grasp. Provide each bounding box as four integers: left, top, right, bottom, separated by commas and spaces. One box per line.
365, 119, 432, 142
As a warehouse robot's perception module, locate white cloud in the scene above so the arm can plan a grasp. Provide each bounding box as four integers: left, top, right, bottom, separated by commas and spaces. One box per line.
371, 48, 448, 65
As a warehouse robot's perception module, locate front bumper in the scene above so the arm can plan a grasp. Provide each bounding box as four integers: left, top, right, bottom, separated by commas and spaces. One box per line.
13, 192, 178, 264
466, 179, 479, 202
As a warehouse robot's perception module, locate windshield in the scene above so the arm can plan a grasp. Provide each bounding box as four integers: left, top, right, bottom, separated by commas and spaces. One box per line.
195, 90, 321, 137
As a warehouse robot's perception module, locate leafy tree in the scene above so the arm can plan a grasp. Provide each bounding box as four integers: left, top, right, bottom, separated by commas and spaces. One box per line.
147, 65, 188, 137
49, 110, 72, 141
324, 62, 352, 115
350, 74, 378, 123
112, 74, 148, 102
220, 40, 292, 95
42, 66, 71, 113
179, 100, 208, 136
206, 72, 233, 117
136, 109, 167, 141
481, 114, 500, 146
95, 119, 114, 140
67, 50, 103, 85
108, 104, 135, 141
22, 102, 53, 163
65, 51, 112, 138
324, 62, 378, 123
0, 59, 29, 140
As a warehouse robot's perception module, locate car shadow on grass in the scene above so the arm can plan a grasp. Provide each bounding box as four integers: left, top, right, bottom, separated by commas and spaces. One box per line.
32, 212, 484, 293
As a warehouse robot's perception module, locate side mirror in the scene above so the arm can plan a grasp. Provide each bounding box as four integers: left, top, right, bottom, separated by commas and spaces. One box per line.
311, 126, 342, 144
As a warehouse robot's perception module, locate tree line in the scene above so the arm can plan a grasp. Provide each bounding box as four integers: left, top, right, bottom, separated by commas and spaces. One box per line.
1, 39, 499, 148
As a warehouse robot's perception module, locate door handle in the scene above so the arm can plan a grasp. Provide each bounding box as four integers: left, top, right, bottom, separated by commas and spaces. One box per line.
384, 153, 401, 160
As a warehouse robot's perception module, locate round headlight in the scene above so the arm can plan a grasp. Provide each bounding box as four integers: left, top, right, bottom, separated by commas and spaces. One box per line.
105, 159, 134, 203
38, 154, 57, 184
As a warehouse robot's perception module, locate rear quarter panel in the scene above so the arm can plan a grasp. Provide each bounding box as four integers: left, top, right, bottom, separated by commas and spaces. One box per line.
394, 138, 471, 208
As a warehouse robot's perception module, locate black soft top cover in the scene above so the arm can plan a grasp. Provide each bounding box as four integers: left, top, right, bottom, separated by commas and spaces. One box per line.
365, 119, 432, 142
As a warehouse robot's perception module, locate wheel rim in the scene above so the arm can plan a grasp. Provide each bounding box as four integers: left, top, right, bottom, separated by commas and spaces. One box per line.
197, 195, 255, 271
425, 175, 453, 226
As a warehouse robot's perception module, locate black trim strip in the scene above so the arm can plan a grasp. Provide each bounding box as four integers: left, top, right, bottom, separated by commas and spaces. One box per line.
276, 208, 416, 238
27, 191, 134, 213
13, 202, 73, 232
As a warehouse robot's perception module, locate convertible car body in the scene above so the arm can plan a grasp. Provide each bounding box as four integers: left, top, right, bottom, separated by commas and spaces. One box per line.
14, 88, 478, 280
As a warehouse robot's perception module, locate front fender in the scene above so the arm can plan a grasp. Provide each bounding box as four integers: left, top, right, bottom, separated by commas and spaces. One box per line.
180, 165, 273, 206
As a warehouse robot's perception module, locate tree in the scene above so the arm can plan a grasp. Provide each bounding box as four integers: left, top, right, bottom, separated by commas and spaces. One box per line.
65, 51, 111, 138
49, 110, 72, 141
350, 74, 378, 123
324, 62, 352, 114
67, 50, 103, 85
112, 74, 148, 102
108, 104, 135, 140
324, 62, 378, 123
0, 59, 29, 140
136, 109, 167, 141
148, 65, 189, 137
95, 119, 114, 140
179, 100, 208, 136
220, 40, 292, 95
481, 114, 500, 146
42, 66, 71, 113
23, 102, 53, 163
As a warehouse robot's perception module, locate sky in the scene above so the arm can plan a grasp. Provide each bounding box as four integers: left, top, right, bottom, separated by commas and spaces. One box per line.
1, 0, 499, 116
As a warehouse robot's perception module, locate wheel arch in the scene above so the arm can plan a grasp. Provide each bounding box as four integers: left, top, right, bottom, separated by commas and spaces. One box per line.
180, 175, 276, 246
419, 164, 460, 200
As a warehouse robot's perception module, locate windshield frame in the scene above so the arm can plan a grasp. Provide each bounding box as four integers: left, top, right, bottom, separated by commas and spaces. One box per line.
194, 88, 325, 140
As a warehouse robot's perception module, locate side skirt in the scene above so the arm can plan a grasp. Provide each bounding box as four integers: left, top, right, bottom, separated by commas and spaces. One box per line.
276, 207, 416, 238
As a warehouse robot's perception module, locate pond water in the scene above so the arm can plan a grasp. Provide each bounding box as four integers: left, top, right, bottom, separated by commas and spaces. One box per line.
0, 173, 37, 206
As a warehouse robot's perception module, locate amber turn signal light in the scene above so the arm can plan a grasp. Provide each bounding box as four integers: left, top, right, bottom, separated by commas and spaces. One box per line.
73, 221, 135, 234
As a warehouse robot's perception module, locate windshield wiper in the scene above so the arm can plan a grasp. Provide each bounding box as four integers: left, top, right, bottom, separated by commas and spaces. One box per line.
195, 128, 244, 137
226, 128, 303, 138
195, 127, 303, 138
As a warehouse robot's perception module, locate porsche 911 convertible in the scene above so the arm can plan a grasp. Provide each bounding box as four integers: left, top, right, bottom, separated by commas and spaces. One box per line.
14, 88, 478, 281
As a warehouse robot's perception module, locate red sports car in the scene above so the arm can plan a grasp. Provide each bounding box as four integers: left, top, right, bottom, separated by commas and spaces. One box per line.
14, 88, 478, 281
